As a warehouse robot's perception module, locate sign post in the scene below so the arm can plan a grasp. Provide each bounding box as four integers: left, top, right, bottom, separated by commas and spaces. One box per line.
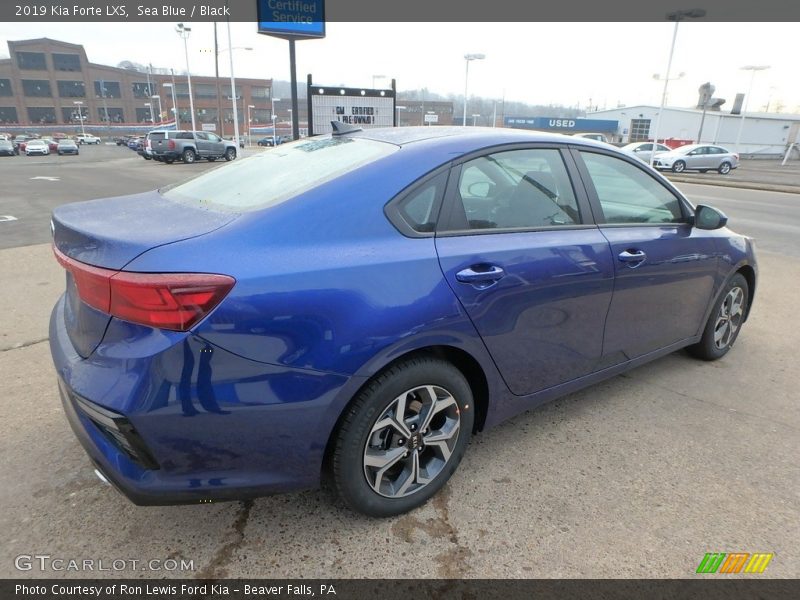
257, 0, 325, 141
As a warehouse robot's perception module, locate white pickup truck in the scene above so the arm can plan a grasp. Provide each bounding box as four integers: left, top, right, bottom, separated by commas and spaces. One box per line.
75, 134, 101, 145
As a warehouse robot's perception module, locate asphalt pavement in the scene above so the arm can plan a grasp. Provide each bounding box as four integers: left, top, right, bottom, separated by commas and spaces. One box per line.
0, 148, 798, 579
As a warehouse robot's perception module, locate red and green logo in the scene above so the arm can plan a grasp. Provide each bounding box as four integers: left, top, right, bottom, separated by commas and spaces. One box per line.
696, 552, 774, 574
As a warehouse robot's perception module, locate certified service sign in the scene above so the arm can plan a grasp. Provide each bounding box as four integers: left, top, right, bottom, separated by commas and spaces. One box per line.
257, 0, 326, 39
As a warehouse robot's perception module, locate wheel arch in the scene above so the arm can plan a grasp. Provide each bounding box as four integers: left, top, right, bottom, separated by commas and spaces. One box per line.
736, 264, 756, 321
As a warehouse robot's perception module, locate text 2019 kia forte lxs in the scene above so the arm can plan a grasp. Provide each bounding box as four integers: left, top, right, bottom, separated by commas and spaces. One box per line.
49, 127, 756, 516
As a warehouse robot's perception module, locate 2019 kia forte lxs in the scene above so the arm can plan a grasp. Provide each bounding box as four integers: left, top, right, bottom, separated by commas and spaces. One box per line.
50, 127, 756, 516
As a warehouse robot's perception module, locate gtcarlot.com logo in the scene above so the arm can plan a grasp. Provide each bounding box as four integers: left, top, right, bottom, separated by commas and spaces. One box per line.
14, 554, 195, 572
696, 552, 774, 574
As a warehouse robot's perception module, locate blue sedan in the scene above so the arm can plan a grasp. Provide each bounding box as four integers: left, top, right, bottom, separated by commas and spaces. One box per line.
49, 126, 757, 516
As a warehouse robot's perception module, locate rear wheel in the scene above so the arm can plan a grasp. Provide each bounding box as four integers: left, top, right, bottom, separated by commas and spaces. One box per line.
688, 273, 749, 361
182, 148, 196, 164
224, 148, 236, 161
672, 160, 686, 173
331, 357, 473, 517
718, 162, 732, 175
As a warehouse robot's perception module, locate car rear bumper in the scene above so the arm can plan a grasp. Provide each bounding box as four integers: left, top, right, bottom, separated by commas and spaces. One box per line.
152, 151, 180, 160
49, 294, 361, 505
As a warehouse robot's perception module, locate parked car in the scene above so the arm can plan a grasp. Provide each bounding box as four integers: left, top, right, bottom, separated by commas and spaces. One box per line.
652, 144, 740, 174
620, 142, 671, 163
13, 135, 35, 154
572, 132, 610, 143
57, 139, 79, 155
115, 136, 131, 146
44, 139, 59, 153
76, 134, 101, 145
149, 129, 237, 164
25, 139, 49, 156
257, 135, 289, 147
0, 139, 15, 156
127, 137, 144, 152
50, 126, 756, 516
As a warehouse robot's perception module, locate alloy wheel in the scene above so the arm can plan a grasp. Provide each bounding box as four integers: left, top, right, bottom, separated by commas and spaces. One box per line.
714, 286, 745, 350
363, 385, 461, 498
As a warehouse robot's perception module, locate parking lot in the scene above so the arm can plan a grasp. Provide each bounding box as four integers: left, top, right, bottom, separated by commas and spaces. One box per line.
1, 148, 798, 578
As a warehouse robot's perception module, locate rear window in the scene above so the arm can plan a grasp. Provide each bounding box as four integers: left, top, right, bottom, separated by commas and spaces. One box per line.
162, 136, 397, 212
149, 132, 165, 141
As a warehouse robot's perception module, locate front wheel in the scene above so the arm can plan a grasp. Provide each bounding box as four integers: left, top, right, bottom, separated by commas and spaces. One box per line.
182, 148, 196, 164
687, 273, 749, 361
331, 357, 474, 517
224, 148, 236, 161
718, 162, 732, 175
672, 160, 686, 173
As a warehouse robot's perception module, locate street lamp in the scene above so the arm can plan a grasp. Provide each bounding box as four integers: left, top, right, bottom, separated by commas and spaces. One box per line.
175, 23, 197, 132
220, 23, 253, 149
163, 82, 179, 129
270, 97, 281, 145
648, 9, 705, 167
247, 104, 255, 146
73, 101, 86, 137
735, 65, 771, 155
463, 53, 485, 127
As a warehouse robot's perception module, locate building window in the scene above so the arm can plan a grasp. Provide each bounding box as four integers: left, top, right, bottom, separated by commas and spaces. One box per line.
97, 107, 124, 123
61, 106, 88, 124
132, 82, 156, 99
27, 107, 57, 124
22, 79, 52, 97
250, 108, 270, 124
57, 80, 86, 98
16, 51, 47, 70
629, 118, 651, 142
195, 84, 217, 98
52, 53, 82, 71
195, 108, 218, 124
136, 107, 155, 123
175, 83, 190, 98
0, 79, 12, 97
251, 86, 270, 100
94, 80, 121, 99
0, 107, 19, 124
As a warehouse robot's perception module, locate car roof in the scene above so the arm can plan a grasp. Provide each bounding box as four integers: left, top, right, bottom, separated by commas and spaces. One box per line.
341, 126, 612, 152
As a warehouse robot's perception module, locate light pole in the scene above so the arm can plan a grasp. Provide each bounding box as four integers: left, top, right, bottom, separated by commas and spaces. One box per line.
73, 101, 86, 137
223, 20, 253, 149
271, 97, 280, 145
463, 53, 485, 127
175, 23, 197, 132
247, 104, 255, 146
163, 82, 179, 129
648, 9, 705, 167
735, 65, 770, 155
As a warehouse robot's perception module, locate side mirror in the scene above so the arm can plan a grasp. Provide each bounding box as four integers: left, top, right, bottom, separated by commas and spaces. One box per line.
693, 205, 728, 230
633, 147, 642, 152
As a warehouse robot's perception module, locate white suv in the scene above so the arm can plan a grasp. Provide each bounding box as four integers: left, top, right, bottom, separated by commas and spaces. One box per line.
76, 134, 101, 145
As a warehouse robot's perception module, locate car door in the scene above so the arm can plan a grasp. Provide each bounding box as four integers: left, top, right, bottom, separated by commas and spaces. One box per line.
194, 131, 211, 157
435, 146, 615, 396
206, 132, 225, 156
573, 148, 720, 362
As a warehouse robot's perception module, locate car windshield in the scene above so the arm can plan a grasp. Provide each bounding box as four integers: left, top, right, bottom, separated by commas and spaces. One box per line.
162, 136, 398, 212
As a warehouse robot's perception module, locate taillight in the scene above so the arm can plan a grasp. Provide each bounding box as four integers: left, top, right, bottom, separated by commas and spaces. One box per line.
168, 139, 175, 150
54, 246, 234, 331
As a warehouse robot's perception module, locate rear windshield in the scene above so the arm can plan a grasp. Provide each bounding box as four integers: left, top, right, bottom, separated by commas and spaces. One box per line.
149, 132, 165, 141
162, 136, 397, 212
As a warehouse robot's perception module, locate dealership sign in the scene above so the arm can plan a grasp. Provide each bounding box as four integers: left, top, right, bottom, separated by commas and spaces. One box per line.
308, 83, 396, 136
505, 116, 618, 133
257, 0, 325, 39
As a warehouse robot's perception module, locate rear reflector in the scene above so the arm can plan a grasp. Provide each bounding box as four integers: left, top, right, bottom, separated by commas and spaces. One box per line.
54, 246, 234, 331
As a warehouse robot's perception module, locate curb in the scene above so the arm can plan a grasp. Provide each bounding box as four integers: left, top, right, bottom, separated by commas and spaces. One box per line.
665, 176, 800, 195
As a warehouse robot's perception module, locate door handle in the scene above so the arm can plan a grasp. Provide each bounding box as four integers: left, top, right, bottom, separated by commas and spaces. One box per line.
618, 250, 647, 264
456, 265, 506, 284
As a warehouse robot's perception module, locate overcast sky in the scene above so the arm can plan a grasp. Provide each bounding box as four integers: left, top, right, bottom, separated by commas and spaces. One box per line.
1, 22, 797, 113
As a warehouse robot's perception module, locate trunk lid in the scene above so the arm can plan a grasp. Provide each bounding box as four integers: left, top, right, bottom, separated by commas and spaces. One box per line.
52, 190, 238, 357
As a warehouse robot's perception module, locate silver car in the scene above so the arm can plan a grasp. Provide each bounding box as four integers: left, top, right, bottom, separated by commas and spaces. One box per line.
653, 144, 740, 175
620, 142, 671, 163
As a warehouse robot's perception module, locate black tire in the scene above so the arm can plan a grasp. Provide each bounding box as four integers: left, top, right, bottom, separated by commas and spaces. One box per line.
718, 162, 732, 175
687, 273, 749, 361
144, 155, 151, 160
672, 160, 686, 173
331, 356, 474, 517
182, 148, 196, 164
224, 148, 236, 161
58, 151, 62, 155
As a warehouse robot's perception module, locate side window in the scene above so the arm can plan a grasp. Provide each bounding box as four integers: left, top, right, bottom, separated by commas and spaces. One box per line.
639, 143, 653, 151
580, 152, 685, 224
389, 171, 447, 235
452, 149, 580, 231
207, 133, 221, 142
195, 132, 209, 141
